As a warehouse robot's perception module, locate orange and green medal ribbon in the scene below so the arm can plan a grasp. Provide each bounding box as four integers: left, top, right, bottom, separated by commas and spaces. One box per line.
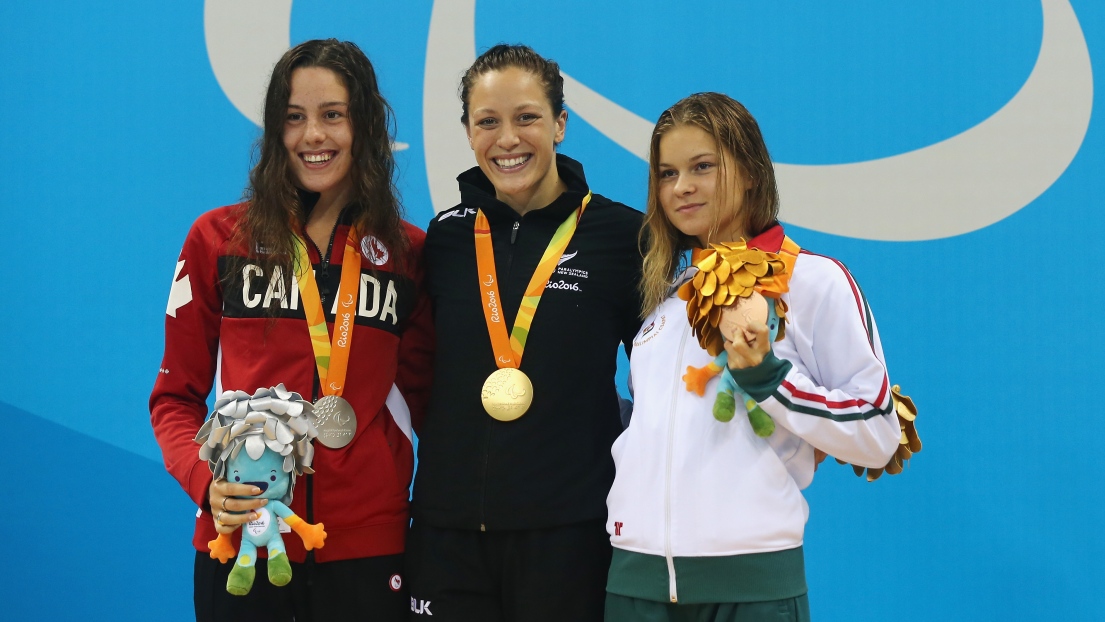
474, 192, 591, 370
291, 227, 362, 397
777, 235, 800, 277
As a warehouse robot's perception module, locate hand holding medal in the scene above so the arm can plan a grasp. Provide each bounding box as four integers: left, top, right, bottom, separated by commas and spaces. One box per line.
719, 290, 769, 343
719, 292, 772, 370
678, 238, 799, 433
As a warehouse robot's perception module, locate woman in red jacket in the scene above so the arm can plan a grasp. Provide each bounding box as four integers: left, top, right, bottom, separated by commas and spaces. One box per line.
150, 39, 433, 622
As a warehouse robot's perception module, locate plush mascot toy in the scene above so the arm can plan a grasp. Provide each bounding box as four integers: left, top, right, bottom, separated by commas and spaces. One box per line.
678, 239, 924, 478
194, 384, 327, 595
679, 240, 796, 436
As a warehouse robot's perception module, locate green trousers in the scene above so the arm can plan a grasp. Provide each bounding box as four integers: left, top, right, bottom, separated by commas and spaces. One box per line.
605, 592, 811, 622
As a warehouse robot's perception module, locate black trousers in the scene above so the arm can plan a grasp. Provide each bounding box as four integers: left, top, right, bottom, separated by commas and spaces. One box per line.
404, 519, 612, 622
194, 552, 407, 622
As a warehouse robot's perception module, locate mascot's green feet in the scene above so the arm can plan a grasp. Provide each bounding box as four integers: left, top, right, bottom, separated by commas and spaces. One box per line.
713, 392, 737, 422
226, 552, 292, 595
748, 403, 775, 437
226, 562, 256, 596
268, 552, 292, 587
714, 392, 776, 437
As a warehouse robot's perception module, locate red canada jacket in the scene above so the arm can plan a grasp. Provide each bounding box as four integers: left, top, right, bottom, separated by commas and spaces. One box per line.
150, 203, 433, 562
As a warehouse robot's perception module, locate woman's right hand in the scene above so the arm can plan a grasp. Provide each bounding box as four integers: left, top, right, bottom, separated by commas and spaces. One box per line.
208, 478, 268, 534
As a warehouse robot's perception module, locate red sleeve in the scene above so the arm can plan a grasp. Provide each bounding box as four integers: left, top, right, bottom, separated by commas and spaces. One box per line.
395, 223, 435, 436
149, 208, 231, 509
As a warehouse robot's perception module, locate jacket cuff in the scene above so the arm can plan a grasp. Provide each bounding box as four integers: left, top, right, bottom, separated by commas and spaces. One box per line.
187, 458, 214, 512
728, 351, 792, 402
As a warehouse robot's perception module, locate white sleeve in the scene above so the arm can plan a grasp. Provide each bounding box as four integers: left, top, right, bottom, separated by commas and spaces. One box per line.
729, 254, 901, 467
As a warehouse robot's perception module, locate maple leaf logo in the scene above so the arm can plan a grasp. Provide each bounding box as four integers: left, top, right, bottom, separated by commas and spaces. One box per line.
167, 260, 193, 317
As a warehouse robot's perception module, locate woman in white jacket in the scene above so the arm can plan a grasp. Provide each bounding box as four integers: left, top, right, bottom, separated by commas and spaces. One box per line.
604, 92, 903, 621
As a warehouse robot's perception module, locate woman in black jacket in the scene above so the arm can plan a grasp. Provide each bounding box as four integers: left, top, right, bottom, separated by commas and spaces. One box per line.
406, 44, 643, 622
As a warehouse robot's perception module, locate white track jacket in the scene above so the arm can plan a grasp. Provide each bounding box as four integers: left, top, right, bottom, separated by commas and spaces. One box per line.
606, 232, 901, 604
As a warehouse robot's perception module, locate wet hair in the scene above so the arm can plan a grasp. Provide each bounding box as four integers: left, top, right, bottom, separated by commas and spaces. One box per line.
458, 43, 565, 126
235, 38, 407, 279
638, 92, 780, 316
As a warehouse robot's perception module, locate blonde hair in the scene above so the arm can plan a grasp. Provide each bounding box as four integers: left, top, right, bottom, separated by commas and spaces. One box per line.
638, 93, 779, 316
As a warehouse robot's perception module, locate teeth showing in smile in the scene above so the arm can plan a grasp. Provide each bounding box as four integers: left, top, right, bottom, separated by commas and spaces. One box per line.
303, 152, 332, 163
494, 155, 530, 169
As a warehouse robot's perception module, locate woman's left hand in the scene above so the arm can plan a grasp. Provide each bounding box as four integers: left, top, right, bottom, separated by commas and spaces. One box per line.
725, 320, 771, 370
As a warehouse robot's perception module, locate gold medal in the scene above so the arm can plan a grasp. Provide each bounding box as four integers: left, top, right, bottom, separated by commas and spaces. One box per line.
472, 194, 590, 423
312, 395, 357, 449
481, 368, 534, 422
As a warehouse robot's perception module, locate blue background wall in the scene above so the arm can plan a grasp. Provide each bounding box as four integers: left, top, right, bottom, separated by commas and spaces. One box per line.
1, 1, 1102, 619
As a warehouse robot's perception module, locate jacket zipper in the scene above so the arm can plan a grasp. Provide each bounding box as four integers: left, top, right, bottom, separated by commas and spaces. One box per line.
479, 218, 521, 531
306, 222, 340, 302
478, 422, 492, 531
305, 466, 315, 582
506, 220, 520, 274
665, 322, 690, 603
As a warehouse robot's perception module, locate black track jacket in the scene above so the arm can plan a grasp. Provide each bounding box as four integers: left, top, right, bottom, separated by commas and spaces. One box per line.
412, 154, 643, 530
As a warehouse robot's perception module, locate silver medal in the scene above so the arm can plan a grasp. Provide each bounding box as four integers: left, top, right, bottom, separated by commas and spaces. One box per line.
312, 395, 357, 449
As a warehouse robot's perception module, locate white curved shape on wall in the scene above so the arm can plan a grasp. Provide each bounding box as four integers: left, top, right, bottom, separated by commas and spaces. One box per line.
212, 0, 1092, 234
562, 71, 654, 160
204, 0, 409, 151
424, 1, 478, 212
560, 0, 1093, 241
204, 0, 293, 126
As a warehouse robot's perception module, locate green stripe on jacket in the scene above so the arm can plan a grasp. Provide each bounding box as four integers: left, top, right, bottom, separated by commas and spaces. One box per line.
607, 546, 807, 604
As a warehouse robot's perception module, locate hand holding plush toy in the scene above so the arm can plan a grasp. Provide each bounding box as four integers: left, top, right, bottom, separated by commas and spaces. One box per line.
679, 239, 924, 478
195, 385, 326, 595
679, 240, 796, 436
714, 292, 781, 435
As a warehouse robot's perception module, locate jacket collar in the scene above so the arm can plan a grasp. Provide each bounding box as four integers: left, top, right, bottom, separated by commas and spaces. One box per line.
747, 222, 785, 253
675, 222, 788, 292
296, 189, 355, 226
456, 153, 590, 222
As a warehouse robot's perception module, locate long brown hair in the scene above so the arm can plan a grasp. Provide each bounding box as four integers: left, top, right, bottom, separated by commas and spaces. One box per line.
639, 92, 779, 316
235, 39, 407, 277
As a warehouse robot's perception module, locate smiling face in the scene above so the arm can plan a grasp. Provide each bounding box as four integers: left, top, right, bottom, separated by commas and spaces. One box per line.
283, 66, 354, 206
657, 124, 747, 246
465, 66, 567, 214
228, 447, 290, 500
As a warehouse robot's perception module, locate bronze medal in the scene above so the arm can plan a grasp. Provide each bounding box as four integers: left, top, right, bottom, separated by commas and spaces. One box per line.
481, 368, 534, 422
719, 291, 769, 344
312, 395, 357, 449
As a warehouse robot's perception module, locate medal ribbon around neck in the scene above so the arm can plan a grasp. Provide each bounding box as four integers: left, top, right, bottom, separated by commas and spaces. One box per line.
474, 192, 591, 369
291, 227, 362, 398
774, 236, 801, 277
